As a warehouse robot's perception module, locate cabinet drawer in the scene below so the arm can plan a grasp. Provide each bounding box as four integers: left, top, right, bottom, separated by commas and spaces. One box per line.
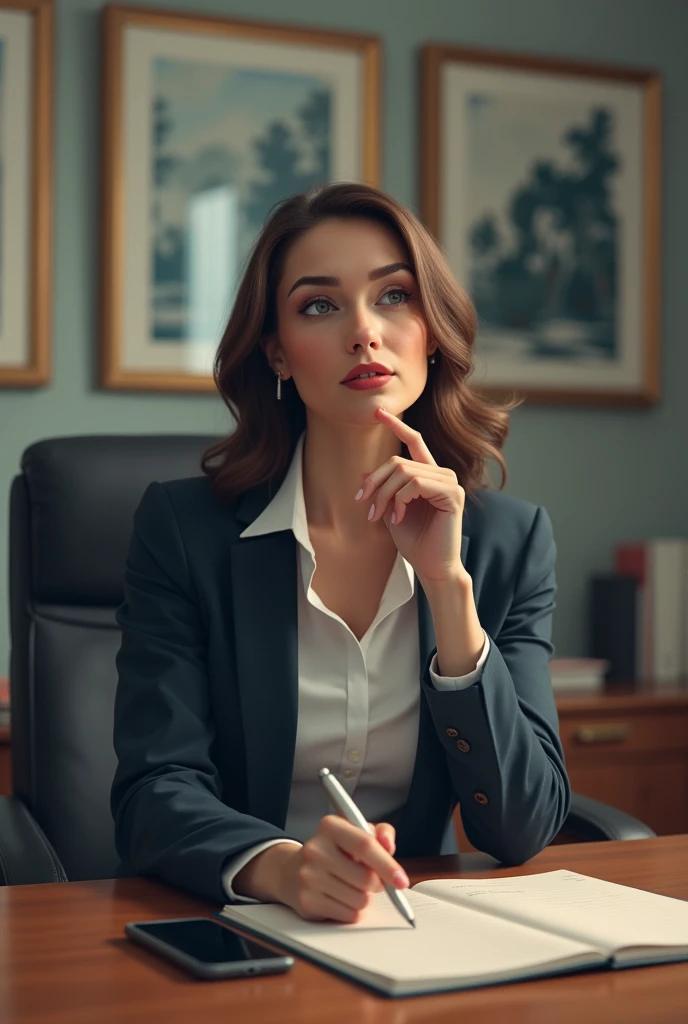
559, 709, 688, 761
567, 758, 688, 836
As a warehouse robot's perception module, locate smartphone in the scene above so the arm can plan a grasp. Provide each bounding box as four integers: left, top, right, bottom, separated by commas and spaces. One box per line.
125, 917, 295, 980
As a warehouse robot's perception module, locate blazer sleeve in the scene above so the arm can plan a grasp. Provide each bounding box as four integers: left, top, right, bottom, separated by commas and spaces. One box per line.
110, 482, 301, 903
420, 505, 570, 865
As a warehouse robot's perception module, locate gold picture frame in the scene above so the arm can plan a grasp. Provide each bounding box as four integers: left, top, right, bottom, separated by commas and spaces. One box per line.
101, 4, 381, 393
421, 44, 662, 407
0, 0, 53, 387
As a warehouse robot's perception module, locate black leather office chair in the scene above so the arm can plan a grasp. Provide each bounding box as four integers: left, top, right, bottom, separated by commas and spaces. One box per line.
0, 435, 655, 886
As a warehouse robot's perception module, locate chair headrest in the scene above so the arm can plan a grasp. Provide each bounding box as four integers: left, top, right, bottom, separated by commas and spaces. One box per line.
19, 434, 218, 605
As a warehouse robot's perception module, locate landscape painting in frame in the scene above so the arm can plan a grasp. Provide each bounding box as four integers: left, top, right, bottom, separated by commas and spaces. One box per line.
421, 46, 661, 406
0, 0, 52, 388
101, 7, 380, 391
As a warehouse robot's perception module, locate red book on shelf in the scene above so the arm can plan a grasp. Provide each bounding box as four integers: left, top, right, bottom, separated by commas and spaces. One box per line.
0, 677, 9, 728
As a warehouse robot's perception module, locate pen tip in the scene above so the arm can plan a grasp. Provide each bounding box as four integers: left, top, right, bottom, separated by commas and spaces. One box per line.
410, 919, 416, 928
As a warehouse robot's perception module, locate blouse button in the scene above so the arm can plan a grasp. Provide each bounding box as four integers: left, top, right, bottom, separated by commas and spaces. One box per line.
456, 739, 471, 753
445, 728, 459, 738
348, 750, 360, 762
343, 770, 355, 779
474, 792, 489, 805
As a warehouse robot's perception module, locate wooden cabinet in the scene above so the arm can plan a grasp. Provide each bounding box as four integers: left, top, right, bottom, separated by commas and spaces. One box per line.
454, 683, 688, 851
557, 686, 688, 837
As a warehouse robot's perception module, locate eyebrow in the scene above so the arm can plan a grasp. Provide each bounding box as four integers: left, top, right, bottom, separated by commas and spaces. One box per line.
286, 261, 414, 297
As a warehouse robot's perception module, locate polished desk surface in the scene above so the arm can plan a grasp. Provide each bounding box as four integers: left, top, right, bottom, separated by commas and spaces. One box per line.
1, 836, 687, 1024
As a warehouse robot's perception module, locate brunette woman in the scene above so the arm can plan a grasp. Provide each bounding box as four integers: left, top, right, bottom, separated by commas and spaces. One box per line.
111, 182, 569, 923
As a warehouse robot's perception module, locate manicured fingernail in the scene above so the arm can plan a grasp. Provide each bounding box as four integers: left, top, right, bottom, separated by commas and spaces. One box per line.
391, 511, 396, 525
368, 504, 375, 521
392, 870, 409, 889
354, 488, 364, 501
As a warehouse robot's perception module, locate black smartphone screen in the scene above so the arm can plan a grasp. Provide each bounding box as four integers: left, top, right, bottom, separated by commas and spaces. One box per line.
134, 919, 281, 965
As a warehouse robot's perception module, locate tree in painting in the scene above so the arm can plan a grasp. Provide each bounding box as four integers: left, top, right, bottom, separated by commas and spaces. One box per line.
469, 107, 619, 360
245, 89, 331, 230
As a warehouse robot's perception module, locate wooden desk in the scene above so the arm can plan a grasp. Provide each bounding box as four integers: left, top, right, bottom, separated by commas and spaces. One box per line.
1, 836, 686, 1023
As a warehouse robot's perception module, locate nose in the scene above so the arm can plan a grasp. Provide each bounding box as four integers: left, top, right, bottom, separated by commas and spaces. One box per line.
347, 307, 381, 353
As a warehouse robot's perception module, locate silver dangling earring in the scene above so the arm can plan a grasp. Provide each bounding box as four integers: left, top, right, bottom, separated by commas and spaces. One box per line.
276, 370, 282, 400
429, 354, 436, 365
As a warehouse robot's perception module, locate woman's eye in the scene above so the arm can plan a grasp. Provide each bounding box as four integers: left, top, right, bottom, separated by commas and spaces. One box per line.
301, 298, 334, 316
298, 288, 411, 316
379, 288, 412, 306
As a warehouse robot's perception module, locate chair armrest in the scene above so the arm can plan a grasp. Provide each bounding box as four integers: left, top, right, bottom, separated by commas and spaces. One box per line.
563, 792, 656, 842
0, 796, 68, 885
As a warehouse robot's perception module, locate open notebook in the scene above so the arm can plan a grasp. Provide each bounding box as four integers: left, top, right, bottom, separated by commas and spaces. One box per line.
218, 869, 688, 998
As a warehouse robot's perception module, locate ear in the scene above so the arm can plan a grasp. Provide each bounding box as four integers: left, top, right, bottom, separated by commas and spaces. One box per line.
261, 334, 290, 379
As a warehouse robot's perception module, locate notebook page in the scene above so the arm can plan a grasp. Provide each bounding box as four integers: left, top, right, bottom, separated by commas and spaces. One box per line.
414, 870, 688, 955
222, 888, 601, 991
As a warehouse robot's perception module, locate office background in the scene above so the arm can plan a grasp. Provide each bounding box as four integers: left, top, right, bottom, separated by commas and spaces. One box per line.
1, 0, 687, 674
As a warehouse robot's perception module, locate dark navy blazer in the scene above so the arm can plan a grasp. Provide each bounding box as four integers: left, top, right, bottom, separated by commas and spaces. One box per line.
111, 474, 570, 903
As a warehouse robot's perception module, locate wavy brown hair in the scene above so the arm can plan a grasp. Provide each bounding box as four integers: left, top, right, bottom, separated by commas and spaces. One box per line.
202, 182, 518, 501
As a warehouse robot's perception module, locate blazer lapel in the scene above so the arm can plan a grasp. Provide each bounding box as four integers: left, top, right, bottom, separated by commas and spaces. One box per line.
230, 477, 472, 848
230, 483, 299, 830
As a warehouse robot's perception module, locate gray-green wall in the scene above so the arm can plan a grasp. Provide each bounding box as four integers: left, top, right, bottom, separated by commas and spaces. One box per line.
2, 0, 687, 674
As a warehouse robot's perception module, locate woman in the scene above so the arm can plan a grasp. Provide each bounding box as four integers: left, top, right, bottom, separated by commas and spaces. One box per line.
111, 182, 570, 924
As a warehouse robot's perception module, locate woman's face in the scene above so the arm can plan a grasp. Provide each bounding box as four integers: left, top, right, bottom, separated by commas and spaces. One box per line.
268, 217, 434, 426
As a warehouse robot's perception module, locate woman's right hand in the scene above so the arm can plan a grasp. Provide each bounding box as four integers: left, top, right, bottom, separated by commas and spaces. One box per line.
278, 815, 409, 924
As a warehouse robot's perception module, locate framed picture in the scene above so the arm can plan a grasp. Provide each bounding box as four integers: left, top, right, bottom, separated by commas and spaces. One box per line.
0, 0, 52, 388
421, 45, 662, 406
101, 5, 380, 392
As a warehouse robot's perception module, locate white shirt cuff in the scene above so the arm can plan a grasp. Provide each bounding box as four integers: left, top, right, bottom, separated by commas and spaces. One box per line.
221, 839, 303, 904
429, 632, 490, 690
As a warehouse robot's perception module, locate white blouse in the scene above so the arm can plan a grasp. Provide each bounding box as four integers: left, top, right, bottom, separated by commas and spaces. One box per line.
222, 432, 489, 901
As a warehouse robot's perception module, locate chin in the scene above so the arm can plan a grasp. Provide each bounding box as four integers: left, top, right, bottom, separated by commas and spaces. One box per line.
341, 405, 392, 428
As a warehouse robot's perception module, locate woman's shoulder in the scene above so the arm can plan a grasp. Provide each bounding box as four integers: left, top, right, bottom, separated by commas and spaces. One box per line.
158, 473, 219, 507
136, 474, 244, 539
465, 488, 554, 551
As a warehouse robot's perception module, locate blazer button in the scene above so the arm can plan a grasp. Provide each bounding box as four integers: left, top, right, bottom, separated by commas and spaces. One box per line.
456, 739, 471, 753
474, 792, 489, 805
445, 728, 459, 738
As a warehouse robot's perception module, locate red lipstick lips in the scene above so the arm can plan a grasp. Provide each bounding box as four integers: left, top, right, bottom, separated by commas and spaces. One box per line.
340, 362, 394, 384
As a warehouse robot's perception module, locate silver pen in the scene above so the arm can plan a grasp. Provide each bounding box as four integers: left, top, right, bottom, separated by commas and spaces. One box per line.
318, 767, 416, 928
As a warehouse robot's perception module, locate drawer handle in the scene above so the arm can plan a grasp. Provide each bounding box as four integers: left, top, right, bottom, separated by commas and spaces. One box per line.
574, 723, 631, 744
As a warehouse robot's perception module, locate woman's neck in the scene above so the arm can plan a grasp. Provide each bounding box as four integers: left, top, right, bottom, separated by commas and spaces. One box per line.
301, 420, 402, 543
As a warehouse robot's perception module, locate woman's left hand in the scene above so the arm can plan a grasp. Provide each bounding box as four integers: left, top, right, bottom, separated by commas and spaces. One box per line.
356, 408, 467, 585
